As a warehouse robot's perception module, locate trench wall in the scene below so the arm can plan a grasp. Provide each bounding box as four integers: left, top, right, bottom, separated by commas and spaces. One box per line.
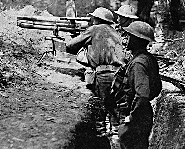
150, 91, 185, 149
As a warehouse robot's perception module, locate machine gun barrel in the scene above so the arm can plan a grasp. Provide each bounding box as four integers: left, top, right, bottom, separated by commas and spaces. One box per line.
17, 22, 85, 34
17, 21, 78, 28
17, 16, 90, 28
17, 16, 89, 35
17, 16, 71, 23
17, 16, 91, 22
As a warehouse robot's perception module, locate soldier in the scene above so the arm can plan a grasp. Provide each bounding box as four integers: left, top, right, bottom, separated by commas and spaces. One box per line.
65, 7, 125, 137
108, 5, 139, 135
114, 4, 138, 32
116, 21, 162, 149
114, 5, 139, 63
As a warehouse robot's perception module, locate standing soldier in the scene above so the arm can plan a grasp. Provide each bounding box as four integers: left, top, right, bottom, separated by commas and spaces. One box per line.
114, 5, 139, 62
108, 5, 139, 136
114, 4, 138, 32
116, 21, 162, 149
65, 7, 125, 137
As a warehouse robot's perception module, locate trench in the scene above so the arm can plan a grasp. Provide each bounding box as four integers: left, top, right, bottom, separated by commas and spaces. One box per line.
40, 58, 185, 149
38, 56, 185, 149
64, 97, 112, 149
35, 56, 112, 149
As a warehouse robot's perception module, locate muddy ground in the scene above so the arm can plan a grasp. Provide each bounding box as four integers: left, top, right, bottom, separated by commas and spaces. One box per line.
0, 52, 112, 149
0, 5, 185, 149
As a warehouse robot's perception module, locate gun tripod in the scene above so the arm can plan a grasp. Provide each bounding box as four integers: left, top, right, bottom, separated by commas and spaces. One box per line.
37, 36, 65, 64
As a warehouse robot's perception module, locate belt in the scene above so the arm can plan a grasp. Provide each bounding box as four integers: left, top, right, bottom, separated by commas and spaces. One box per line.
95, 65, 119, 72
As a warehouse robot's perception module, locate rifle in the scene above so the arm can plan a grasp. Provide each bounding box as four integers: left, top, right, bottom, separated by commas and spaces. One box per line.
153, 53, 176, 67
151, 54, 185, 92
17, 16, 91, 63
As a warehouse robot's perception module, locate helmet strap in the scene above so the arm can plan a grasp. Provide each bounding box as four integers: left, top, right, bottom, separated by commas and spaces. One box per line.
119, 17, 134, 27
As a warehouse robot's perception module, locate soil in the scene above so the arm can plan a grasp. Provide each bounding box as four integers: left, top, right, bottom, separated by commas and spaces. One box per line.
0, 52, 112, 149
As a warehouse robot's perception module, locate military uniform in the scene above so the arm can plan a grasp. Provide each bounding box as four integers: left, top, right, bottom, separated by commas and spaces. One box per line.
110, 21, 162, 149
66, 22, 125, 135
114, 5, 139, 63
118, 50, 162, 149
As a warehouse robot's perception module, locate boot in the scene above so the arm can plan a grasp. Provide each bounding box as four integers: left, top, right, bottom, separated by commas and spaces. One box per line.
96, 120, 107, 137
110, 116, 119, 135
95, 108, 107, 137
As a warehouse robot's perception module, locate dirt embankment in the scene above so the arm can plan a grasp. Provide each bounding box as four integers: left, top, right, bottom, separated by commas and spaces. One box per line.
149, 92, 185, 149
0, 6, 112, 149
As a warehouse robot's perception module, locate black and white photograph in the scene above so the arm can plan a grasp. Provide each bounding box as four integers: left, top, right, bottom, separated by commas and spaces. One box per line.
0, 0, 185, 148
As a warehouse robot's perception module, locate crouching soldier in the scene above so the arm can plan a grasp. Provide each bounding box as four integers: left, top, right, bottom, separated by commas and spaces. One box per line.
65, 7, 126, 137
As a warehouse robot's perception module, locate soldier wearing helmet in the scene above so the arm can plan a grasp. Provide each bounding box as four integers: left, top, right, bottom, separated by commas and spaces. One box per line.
114, 21, 162, 149
114, 5, 138, 29
65, 7, 125, 137
107, 5, 139, 135
114, 5, 139, 63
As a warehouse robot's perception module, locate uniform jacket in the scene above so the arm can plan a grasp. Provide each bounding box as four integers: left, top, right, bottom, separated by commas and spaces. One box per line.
66, 24, 125, 69
123, 49, 162, 119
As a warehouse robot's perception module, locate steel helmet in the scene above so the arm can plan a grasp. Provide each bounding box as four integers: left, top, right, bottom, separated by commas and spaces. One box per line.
123, 21, 155, 42
89, 7, 114, 23
114, 5, 138, 19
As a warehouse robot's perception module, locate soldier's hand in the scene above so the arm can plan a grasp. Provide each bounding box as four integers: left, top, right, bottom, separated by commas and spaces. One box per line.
124, 116, 130, 123
124, 115, 133, 123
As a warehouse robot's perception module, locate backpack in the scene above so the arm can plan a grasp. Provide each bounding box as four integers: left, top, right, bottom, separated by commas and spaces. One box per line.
132, 52, 162, 100
110, 52, 162, 102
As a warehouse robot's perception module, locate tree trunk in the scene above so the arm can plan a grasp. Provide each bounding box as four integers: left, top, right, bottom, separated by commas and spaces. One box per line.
136, 0, 155, 26
170, 0, 181, 30
121, 0, 155, 26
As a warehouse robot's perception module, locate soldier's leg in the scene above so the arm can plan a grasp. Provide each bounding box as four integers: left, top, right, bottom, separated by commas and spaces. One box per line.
95, 72, 114, 136
118, 102, 153, 149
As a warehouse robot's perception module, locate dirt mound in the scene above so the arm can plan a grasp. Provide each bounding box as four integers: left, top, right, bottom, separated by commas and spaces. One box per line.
150, 92, 185, 148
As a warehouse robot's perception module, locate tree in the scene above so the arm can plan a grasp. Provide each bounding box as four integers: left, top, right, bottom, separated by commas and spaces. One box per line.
136, 0, 154, 26
118, 0, 155, 26
169, 0, 181, 30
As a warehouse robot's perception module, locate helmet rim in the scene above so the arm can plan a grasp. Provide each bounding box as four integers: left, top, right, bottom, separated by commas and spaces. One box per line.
123, 21, 155, 42
89, 7, 114, 23
114, 5, 138, 19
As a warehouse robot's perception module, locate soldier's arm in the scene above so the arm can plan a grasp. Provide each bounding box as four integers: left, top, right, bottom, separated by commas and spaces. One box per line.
66, 26, 93, 55
129, 62, 150, 121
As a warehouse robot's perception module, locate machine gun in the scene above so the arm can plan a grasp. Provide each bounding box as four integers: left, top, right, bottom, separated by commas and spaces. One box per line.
17, 16, 91, 63
17, 16, 91, 37
17, 16, 185, 92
